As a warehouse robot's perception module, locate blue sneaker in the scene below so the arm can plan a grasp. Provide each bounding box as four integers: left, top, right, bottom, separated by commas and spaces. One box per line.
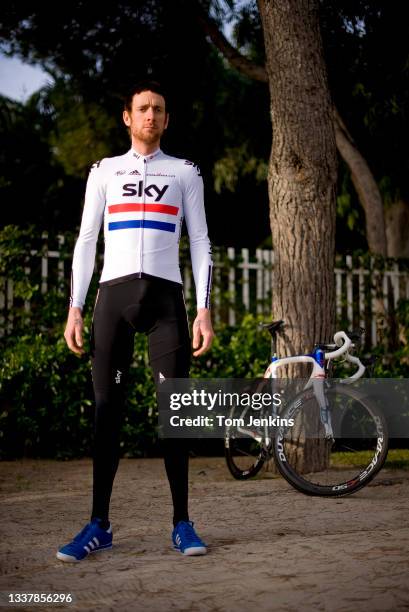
172, 520, 207, 556
56, 518, 113, 562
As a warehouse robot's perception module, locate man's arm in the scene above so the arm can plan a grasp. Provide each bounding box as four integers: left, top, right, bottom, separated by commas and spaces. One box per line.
64, 161, 106, 355
182, 163, 214, 356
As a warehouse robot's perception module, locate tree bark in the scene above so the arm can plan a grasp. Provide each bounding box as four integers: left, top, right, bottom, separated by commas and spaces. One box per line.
385, 199, 409, 258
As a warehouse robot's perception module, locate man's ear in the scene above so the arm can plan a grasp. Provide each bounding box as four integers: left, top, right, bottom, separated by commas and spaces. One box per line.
123, 110, 131, 127
164, 113, 169, 130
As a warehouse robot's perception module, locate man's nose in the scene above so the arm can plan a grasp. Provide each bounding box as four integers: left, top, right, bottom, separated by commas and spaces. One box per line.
146, 106, 155, 120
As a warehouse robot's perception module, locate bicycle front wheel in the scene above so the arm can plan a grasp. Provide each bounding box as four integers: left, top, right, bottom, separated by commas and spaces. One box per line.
273, 384, 388, 496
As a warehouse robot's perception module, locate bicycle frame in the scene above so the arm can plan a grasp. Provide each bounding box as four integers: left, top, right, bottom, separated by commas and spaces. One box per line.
230, 331, 366, 444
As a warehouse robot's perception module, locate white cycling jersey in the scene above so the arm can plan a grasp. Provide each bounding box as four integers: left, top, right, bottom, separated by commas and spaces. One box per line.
70, 147, 213, 310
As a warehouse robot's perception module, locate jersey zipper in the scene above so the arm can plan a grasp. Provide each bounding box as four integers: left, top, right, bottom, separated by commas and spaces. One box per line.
139, 157, 147, 277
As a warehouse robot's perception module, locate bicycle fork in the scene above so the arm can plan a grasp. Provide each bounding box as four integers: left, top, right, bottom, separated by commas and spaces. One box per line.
311, 379, 334, 440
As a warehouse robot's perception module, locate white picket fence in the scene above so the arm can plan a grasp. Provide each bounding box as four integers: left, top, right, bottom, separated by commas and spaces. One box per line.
1, 239, 409, 346
184, 248, 409, 346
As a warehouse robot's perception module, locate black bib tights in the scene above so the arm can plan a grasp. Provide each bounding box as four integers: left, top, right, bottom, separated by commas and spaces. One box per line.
90, 273, 191, 527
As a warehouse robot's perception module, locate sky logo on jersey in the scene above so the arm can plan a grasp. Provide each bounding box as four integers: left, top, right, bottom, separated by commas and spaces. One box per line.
122, 182, 169, 201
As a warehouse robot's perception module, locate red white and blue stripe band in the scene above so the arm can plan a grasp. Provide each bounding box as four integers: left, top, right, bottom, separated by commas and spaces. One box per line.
107, 202, 179, 233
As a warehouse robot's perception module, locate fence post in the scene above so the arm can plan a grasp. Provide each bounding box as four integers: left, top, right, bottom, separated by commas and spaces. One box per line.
256, 249, 263, 315
41, 231, 48, 295
346, 254, 353, 328
263, 250, 271, 316
0, 279, 5, 338
57, 235, 65, 295
358, 255, 365, 331
228, 247, 236, 326
270, 249, 275, 316
183, 264, 192, 304
241, 248, 250, 311
392, 262, 400, 307
382, 267, 388, 314
6, 280, 13, 334
213, 249, 221, 325
370, 257, 377, 346
24, 267, 31, 314
335, 257, 343, 323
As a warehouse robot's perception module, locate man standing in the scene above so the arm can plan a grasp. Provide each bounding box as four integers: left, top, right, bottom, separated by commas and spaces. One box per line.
57, 81, 214, 561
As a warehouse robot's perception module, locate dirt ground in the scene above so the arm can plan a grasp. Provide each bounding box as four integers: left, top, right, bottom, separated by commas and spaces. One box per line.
0, 456, 408, 612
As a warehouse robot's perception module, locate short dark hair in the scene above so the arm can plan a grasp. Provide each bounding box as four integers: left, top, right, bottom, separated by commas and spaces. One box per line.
123, 80, 168, 112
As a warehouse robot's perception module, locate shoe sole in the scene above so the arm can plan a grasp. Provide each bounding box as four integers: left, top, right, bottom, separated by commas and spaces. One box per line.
173, 545, 207, 556
56, 542, 113, 563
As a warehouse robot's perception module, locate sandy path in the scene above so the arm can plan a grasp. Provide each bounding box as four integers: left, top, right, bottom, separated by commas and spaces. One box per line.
0, 457, 408, 611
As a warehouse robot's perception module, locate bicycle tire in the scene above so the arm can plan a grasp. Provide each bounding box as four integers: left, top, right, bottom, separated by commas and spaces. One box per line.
272, 383, 388, 496
224, 403, 268, 480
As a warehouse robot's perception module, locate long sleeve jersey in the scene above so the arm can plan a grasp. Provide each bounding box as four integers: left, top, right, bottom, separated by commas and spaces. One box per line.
70, 147, 213, 310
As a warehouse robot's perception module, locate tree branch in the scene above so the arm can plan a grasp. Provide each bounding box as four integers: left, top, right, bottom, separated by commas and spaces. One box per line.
194, 5, 268, 82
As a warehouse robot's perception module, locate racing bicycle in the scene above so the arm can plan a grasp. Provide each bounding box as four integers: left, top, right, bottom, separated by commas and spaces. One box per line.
224, 320, 388, 496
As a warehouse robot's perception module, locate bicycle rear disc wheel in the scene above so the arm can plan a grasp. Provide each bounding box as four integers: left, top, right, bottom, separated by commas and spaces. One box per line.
224, 405, 267, 480
273, 384, 388, 496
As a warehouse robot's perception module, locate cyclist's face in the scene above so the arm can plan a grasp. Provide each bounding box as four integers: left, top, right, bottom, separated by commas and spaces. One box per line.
123, 90, 168, 147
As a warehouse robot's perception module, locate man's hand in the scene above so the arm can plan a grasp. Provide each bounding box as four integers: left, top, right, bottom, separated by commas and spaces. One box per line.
192, 308, 214, 357
64, 307, 85, 355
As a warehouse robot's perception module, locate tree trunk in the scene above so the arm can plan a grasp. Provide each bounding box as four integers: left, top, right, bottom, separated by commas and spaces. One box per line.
333, 109, 387, 256
257, 0, 337, 356
385, 199, 409, 258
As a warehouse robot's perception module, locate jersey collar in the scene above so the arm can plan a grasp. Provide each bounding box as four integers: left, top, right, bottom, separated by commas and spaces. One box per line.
129, 147, 162, 162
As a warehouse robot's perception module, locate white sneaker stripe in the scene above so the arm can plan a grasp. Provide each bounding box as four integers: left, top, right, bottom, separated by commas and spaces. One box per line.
88, 541, 95, 549
84, 545, 90, 553
93, 537, 99, 546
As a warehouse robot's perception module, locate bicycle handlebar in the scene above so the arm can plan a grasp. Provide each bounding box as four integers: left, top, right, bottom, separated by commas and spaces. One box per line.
324, 331, 366, 380
324, 331, 352, 360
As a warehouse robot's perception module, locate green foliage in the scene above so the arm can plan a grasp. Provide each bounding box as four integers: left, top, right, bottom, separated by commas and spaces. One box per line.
371, 298, 409, 378
0, 224, 41, 301
213, 144, 268, 193
50, 101, 117, 178
0, 330, 93, 459
190, 313, 271, 379
332, 449, 409, 469
337, 192, 359, 232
